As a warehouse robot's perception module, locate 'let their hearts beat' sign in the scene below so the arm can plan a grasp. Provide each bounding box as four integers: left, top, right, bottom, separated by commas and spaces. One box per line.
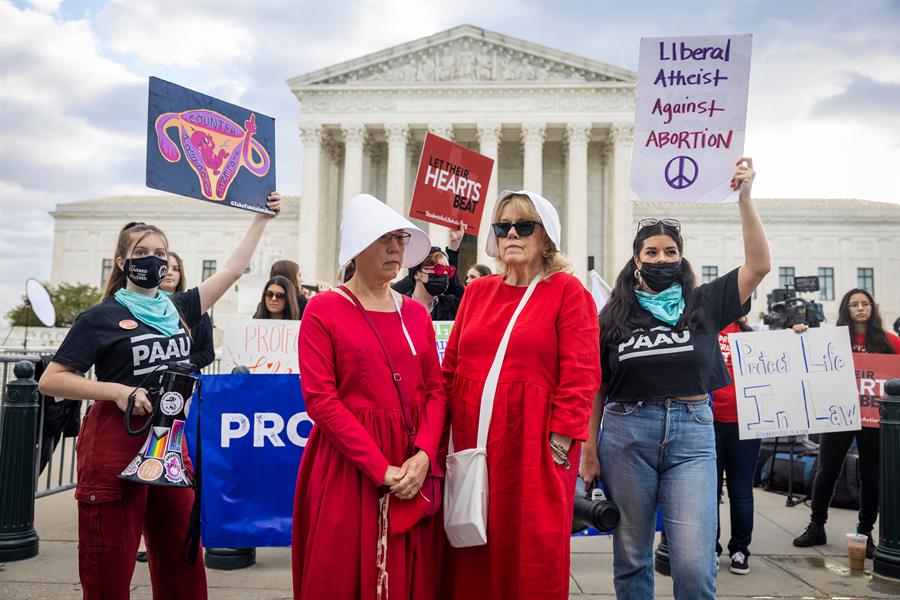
728, 327, 860, 440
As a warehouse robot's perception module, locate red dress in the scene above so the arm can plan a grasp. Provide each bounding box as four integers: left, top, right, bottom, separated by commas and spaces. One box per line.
441, 273, 601, 600
292, 292, 446, 600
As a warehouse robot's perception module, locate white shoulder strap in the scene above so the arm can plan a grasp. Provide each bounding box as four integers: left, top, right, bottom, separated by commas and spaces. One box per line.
448, 275, 542, 453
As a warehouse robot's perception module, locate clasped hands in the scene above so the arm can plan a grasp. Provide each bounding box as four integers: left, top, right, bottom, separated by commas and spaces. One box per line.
383, 450, 430, 500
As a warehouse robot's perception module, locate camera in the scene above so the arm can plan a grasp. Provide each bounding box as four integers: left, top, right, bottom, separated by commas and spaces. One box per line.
573, 486, 620, 533
763, 276, 825, 330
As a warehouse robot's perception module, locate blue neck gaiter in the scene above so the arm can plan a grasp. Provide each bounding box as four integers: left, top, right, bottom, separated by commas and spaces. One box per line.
114, 288, 180, 336
635, 284, 685, 326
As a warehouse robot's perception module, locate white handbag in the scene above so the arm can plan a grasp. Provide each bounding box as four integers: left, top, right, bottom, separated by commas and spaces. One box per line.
444, 275, 541, 548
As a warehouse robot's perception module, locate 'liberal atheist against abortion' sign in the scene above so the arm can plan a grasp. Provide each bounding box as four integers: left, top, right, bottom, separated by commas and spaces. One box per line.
630, 34, 752, 204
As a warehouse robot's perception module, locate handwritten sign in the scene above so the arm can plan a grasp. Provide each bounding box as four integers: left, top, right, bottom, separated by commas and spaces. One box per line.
409, 133, 494, 234
729, 327, 860, 440
630, 34, 752, 204
220, 319, 300, 374
146, 77, 276, 215
853, 353, 900, 428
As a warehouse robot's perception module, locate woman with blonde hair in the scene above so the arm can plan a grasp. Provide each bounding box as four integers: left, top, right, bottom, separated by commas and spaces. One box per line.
441, 190, 601, 599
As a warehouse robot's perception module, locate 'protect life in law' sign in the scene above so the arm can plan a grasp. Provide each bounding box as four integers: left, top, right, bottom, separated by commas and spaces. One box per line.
630, 34, 752, 204
728, 327, 860, 440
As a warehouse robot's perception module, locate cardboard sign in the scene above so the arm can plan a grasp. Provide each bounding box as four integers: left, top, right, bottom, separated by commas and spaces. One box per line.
220, 319, 300, 374
146, 77, 276, 214
631, 34, 752, 204
729, 327, 860, 440
853, 353, 900, 428
410, 133, 494, 234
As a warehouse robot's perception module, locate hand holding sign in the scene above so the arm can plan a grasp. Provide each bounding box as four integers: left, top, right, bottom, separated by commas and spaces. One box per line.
730, 157, 755, 195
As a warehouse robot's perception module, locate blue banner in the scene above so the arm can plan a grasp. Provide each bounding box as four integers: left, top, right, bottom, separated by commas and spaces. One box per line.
186, 374, 307, 547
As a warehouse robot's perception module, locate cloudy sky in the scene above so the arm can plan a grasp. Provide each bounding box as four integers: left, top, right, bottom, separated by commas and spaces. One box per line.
1, 0, 898, 321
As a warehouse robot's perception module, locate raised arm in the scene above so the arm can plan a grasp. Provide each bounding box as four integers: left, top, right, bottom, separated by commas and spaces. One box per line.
197, 193, 281, 313
732, 158, 771, 304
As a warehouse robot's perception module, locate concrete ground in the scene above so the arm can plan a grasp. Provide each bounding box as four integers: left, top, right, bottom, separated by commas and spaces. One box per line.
1, 487, 898, 599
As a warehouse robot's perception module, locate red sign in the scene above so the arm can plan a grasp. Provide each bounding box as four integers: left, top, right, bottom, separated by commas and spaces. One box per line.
409, 133, 494, 234
853, 353, 900, 428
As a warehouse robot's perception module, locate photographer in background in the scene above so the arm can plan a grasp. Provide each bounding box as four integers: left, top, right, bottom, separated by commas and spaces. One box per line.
793, 288, 900, 559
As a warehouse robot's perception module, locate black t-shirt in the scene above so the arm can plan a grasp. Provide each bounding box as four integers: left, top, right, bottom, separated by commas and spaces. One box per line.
601, 268, 750, 402
53, 289, 202, 387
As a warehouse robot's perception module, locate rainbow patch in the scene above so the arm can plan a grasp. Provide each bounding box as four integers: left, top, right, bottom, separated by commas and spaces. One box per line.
146, 427, 170, 459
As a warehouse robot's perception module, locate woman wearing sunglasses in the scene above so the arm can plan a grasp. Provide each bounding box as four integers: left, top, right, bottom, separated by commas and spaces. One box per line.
441, 190, 601, 599
254, 276, 301, 320
579, 158, 769, 599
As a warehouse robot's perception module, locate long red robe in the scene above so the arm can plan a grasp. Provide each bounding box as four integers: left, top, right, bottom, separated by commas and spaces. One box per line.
292, 292, 446, 600
441, 273, 601, 600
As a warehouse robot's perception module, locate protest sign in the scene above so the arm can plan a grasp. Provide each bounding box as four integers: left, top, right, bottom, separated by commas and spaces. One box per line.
729, 327, 860, 440
630, 34, 752, 204
146, 77, 276, 214
410, 133, 494, 234
434, 321, 453, 363
220, 319, 300, 374
853, 353, 900, 428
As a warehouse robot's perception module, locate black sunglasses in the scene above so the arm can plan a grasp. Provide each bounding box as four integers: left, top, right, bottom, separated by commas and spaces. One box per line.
637, 218, 681, 233
492, 220, 542, 238
264, 290, 286, 300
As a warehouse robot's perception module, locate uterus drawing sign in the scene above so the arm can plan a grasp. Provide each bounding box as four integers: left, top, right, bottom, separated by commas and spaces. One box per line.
146, 77, 276, 215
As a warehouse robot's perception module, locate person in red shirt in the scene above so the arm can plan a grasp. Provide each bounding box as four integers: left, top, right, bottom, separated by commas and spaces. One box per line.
712, 316, 759, 575
794, 288, 900, 558
292, 194, 446, 600
441, 190, 601, 600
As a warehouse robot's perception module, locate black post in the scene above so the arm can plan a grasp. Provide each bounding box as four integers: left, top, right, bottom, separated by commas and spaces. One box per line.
0, 361, 40, 561
204, 365, 256, 570
654, 531, 671, 576
874, 378, 900, 581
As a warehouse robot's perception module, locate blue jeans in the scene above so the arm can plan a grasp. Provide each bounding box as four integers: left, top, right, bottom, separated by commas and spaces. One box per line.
715, 421, 762, 556
599, 399, 717, 600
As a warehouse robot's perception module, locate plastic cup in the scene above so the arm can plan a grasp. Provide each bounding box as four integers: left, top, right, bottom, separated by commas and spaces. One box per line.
846, 533, 867, 571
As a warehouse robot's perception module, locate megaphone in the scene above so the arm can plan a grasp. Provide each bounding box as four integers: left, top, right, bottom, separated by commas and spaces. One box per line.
119, 361, 197, 487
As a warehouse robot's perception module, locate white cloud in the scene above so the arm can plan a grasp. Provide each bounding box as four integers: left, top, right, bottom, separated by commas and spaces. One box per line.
26, 0, 60, 14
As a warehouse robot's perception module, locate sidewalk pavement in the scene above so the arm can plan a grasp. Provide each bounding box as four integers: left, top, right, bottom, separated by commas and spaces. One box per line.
1, 487, 898, 599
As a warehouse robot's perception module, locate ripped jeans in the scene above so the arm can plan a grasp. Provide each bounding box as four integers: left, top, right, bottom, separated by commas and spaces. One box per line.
599, 398, 717, 600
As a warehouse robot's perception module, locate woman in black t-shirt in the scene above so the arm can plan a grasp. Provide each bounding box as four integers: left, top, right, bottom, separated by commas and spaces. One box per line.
38, 194, 281, 600
162, 251, 215, 371
579, 158, 770, 599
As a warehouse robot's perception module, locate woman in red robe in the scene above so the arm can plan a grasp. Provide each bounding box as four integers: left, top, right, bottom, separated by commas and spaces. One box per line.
292, 193, 446, 600
441, 190, 601, 599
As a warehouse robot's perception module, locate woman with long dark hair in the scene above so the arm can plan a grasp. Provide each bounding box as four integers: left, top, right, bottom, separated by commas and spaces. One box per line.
254, 276, 301, 320
161, 251, 215, 371
793, 288, 900, 558
579, 158, 769, 599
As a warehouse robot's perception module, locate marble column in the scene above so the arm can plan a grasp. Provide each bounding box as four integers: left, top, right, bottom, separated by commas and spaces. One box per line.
341, 124, 367, 213
385, 123, 409, 218
520, 122, 546, 194
599, 139, 614, 281
477, 123, 502, 266
608, 123, 635, 277
427, 124, 455, 249
298, 123, 323, 282
566, 122, 591, 279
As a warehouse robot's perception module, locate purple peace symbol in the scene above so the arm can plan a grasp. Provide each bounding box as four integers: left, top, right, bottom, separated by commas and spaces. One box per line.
665, 156, 699, 190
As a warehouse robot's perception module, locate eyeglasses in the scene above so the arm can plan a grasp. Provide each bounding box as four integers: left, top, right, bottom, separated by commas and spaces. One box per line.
377, 231, 412, 245
264, 290, 286, 300
637, 218, 681, 232
492, 220, 541, 238
431, 264, 457, 278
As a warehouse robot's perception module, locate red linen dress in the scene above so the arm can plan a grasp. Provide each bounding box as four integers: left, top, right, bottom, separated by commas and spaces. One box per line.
441, 273, 601, 600
292, 291, 446, 600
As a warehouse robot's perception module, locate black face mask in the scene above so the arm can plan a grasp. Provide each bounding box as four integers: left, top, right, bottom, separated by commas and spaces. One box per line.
124, 256, 168, 289
423, 274, 449, 297
639, 261, 682, 292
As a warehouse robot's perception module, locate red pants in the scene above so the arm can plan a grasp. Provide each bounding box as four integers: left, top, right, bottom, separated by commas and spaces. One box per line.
76, 402, 207, 599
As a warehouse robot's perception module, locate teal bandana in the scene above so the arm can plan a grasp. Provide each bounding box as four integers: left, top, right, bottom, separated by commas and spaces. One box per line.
635, 284, 685, 326
114, 288, 180, 337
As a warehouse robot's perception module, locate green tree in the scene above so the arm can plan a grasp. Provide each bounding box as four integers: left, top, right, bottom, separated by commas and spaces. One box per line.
6, 282, 103, 327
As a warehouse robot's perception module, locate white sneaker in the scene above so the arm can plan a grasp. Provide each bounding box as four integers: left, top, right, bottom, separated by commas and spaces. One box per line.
730, 551, 750, 575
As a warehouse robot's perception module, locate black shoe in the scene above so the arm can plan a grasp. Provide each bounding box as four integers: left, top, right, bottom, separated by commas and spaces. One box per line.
866, 534, 877, 559
793, 523, 827, 547
136, 551, 148, 563
730, 551, 750, 575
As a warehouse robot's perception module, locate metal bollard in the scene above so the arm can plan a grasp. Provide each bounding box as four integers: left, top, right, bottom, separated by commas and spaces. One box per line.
0, 361, 41, 561
874, 378, 900, 581
654, 531, 671, 576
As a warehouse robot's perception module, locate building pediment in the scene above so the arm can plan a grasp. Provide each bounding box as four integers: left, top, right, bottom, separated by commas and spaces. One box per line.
288, 24, 635, 90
